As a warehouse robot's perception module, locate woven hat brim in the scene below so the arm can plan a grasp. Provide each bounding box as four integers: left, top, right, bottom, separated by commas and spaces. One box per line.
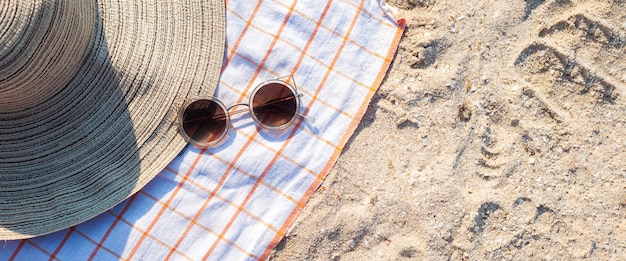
0, 0, 225, 239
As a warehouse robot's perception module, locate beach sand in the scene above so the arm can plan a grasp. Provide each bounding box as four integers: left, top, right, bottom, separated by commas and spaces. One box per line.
270, 0, 626, 259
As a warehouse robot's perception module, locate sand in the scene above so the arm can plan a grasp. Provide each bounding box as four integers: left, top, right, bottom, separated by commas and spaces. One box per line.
270, 0, 626, 260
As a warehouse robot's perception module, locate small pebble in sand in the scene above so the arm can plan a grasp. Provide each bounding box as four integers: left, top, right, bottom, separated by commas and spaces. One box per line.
529, 157, 535, 165
348, 240, 356, 249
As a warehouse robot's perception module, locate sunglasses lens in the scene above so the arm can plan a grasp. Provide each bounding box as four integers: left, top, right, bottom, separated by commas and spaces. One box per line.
181, 99, 228, 147
252, 82, 298, 128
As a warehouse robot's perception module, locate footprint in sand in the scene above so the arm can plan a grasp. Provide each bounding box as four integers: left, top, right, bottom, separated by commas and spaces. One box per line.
515, 13, 626, 123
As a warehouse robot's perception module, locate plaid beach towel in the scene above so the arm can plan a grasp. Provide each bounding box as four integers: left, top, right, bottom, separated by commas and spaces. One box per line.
1, 0, 404, 260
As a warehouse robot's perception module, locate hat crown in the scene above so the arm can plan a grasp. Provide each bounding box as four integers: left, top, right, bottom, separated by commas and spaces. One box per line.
0, 0, 96, 112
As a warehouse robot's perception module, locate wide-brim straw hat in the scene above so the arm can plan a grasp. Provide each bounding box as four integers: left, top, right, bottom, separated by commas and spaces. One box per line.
0, 0, 224, 239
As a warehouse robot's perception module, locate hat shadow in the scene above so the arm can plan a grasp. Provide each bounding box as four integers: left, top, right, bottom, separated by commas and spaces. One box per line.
0, 1, 140, 244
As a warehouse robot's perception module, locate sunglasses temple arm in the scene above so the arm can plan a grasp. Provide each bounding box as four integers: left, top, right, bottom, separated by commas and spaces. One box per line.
183, 106, 245, 124
183, 113, 230, 124
199, 98, 298, 122
277, 75, 297, 87
296, 112, 315, 124
190, 95, 307, 121
256, 94, 314, 124
246, 96, 297, 111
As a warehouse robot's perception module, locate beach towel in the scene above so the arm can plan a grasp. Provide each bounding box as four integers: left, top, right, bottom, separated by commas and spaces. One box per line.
1, 0, 404, 259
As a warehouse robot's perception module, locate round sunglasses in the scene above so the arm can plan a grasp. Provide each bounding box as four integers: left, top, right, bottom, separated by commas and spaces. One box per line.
178, 76, 307, 148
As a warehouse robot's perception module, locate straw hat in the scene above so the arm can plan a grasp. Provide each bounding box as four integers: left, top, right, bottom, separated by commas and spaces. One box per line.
0, 0, 224, 239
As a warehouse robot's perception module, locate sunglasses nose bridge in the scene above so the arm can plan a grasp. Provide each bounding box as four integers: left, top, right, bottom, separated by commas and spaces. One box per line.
227, 103, 252, 117
227, 103, 250, 111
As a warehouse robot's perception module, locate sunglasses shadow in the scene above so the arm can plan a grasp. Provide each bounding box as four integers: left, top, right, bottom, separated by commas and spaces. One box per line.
256, 116, 319, 143
210, 128, 239, 152
206, 113, 318, 149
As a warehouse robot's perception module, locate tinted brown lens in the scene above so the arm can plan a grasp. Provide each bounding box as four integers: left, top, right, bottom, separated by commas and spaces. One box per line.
182, 99, 228, 145
252, 82, 297, 127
